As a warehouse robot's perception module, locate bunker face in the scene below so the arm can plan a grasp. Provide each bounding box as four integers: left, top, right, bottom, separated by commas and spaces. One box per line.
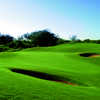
10, 68, 78, 86
80, 53, 99, 57
10, 68, 64, 81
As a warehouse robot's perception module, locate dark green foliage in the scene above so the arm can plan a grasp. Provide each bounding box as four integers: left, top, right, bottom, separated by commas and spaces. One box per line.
65, 40, 71, 43
23, 30, 59, 47
0, 34, 13, 45
8, 40, 32, 49
0, 45, 9, 52
74, 39, 82, 43
7, 30, 63, 49
83, 39, 91, 43
57, 38, 67, 44
0, 31, 100, 50
96, 40, 100, 44
82, 39, 99, 43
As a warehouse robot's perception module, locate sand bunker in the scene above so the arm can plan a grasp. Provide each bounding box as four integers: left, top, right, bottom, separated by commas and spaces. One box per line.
10, 68, 78, 86
80, 53, 100, 57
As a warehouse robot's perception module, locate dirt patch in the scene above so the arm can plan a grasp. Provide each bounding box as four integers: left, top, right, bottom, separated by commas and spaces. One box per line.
80, 53, 100, 57
10, 68, 78, 86
89, 54, 100, 57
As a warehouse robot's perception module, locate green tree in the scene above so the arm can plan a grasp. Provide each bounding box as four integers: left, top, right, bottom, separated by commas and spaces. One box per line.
23, 30, 59, 47
70, 35, 77, 42
0, 34, 13, 45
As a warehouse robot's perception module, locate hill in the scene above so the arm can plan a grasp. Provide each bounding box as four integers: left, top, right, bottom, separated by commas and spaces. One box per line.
0, 43, 99, 100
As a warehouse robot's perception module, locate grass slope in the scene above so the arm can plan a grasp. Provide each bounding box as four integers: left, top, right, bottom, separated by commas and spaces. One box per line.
0, 43, 100, 100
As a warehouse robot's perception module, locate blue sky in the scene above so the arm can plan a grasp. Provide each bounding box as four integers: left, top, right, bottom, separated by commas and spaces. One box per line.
0, 0, 100, 39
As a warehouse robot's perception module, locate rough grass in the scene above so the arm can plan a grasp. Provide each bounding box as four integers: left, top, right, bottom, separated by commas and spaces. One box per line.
0, 43, 100, 99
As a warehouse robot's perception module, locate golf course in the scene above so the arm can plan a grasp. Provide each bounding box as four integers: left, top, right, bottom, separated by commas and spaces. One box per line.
0, 43, 100, 100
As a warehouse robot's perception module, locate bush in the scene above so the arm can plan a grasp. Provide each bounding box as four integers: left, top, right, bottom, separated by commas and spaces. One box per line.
96, 40, 100, 44
83, 39, 91, 43
57, 38, 68, 44
8, 40, 33, 49
0, 45, 9, 52
0, 34, 13, 45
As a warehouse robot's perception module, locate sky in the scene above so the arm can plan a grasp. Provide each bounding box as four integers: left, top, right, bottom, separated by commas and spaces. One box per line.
0, 0, 100, 40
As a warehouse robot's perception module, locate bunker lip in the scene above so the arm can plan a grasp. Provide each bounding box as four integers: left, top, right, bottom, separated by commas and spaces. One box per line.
10, 68, 78, 86
80, 53, 100, 57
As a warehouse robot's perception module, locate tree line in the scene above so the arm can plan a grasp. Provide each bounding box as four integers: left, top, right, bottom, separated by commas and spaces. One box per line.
0, 30, 100, 51
0, 30, 67, 50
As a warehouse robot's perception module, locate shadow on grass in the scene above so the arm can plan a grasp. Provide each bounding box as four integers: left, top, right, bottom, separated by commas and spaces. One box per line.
10, 68, 86, 86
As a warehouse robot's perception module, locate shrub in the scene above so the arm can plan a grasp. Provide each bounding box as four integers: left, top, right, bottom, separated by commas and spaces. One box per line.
0, 34, 13, 45
0, 45, 9, 52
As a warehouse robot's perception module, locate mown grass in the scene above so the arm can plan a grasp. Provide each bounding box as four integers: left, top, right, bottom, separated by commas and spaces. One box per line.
0, 43, 100, 100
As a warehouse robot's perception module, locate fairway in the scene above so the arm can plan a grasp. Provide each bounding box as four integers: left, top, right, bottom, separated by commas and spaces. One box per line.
0, 43, 100, 100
